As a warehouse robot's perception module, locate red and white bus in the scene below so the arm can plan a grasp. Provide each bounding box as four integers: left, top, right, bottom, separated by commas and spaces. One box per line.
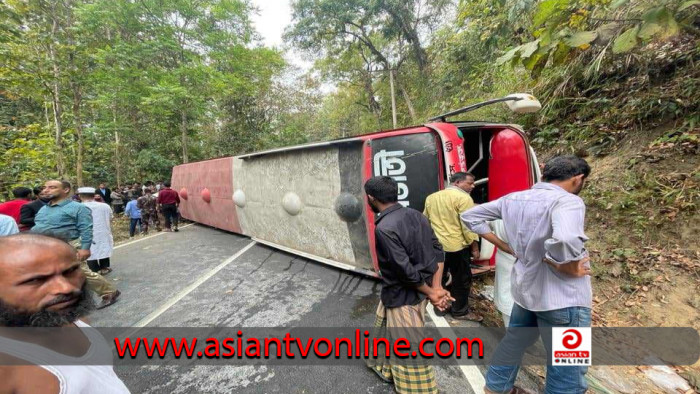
171, 94, 542, 277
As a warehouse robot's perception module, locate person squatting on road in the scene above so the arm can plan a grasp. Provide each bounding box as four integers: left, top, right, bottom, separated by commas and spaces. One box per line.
78, 187, 115, 276
364, 176, 454, 394
423, 171, 483, 322
31, 180, 121, 310
137, 188, 161, 234
157, 181, 180, 232
461, 155, 593, 394
0, 233, 130, 394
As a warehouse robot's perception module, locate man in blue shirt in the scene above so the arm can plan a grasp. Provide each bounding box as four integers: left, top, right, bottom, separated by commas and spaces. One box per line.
124, 195, 142, 237
32, 180, 120, 309
33, 181, 93, 260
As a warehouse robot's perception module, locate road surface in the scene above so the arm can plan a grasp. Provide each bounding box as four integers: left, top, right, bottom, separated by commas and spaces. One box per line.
91, 224, 523, 393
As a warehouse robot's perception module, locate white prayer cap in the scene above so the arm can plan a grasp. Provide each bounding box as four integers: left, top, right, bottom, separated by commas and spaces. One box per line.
77, 187, 96, 194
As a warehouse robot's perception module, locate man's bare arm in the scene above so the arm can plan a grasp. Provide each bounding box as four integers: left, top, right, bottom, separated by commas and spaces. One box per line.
432, 262, 444, 289
480, 232, 516, 257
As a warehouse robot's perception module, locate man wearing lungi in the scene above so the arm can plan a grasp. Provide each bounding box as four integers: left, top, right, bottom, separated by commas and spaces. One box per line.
364, 176, 453, 394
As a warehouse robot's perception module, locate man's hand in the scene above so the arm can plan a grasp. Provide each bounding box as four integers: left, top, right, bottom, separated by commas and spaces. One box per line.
497, 242, 516, 258
77, 249, 91, 261
480, 232, 516, 258
428, 288, 455, 311
544, 256, 591, 277
471, 245, 480, 261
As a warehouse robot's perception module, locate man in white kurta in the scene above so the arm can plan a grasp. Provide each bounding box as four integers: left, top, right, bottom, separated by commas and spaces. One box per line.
78, 187, 114, 275
489, 220, 516, 327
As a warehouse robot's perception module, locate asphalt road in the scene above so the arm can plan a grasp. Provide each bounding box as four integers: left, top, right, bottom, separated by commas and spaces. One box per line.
90, 224, 485, 393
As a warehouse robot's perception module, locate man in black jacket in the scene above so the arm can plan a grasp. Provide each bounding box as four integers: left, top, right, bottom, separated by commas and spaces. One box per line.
97, 183, 112, 205
19, 187, 49, 231
364, 176, 452, 394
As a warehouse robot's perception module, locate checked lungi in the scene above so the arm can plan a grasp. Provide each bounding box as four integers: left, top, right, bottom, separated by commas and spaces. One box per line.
69, 239, 117, 297
368, 299, 438, 394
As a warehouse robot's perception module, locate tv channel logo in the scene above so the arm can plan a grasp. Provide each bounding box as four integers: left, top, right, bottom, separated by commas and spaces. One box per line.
551, 327, 591, 366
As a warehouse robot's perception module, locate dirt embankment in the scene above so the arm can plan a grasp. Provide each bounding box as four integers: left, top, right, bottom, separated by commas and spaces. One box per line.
579, 123, 699, 329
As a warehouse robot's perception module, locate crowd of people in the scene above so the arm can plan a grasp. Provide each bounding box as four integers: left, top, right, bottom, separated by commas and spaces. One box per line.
365, 155, 592, 394
0, 180, 183, 308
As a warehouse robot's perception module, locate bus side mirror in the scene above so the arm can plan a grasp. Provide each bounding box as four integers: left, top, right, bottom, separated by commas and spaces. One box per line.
505, 93, 541, 114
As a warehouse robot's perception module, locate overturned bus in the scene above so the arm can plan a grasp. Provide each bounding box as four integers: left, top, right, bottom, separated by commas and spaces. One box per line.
171, 94, 542, 277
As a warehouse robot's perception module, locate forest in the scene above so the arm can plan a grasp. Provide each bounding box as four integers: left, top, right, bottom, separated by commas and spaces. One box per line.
1, 0, 696, 192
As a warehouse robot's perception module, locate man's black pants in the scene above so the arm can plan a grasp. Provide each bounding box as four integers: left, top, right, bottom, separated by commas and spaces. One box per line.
443, 248, 473, 316
87, 258, 110, 272
162, 204, 179, 229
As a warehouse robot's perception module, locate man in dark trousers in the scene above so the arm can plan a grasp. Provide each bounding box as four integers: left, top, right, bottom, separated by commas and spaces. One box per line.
364, 176, 453, 394
424, 172, 482, 322
19, 186, 49, 231
96, 183, 112, 205
157, 181, 180, 232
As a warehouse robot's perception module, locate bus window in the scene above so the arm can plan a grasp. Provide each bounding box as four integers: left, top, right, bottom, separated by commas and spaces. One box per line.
371, 132, 441, 213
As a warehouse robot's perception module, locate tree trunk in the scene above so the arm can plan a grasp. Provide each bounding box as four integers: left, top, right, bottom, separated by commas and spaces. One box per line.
113, 105, 122, 187
180, 107, 188, 163
44, 100, 51, 130
71, 84, 84, 186
47, 1, 67, 178
362, 71, 382, 126
48, 25, 65, 178
397, 77, 417, 123
389, 69, 397, 128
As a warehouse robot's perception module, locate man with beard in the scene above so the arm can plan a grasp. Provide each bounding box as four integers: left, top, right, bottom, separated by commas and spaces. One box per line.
364, 176, 452, 394
461, 155, 592, 394
0, 233, 130, 393
32, 180, 120, 309
19, 186, 49, 230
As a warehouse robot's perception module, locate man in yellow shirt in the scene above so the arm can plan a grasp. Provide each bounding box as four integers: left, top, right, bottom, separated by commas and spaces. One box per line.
423, 172, 483, 322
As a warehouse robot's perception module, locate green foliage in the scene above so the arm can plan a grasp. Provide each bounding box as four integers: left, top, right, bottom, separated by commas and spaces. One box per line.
495, 0, 696, 77
0, 123, 57, 197
0, 0, 286, 192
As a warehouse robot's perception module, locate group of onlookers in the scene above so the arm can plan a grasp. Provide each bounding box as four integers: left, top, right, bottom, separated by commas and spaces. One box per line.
0, 178, 181, 311
0, 181, 121, 309
366, 155, 593, 394
121, 181, 181, 237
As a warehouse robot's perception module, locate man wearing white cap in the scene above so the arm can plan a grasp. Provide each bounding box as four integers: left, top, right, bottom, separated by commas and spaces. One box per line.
78, 187, 114, 276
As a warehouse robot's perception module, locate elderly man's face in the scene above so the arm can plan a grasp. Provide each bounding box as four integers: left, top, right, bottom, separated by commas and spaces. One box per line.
0, 238, 90, 327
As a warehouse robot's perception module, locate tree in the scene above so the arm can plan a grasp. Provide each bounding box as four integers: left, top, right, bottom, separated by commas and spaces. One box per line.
286, 0, 452, 127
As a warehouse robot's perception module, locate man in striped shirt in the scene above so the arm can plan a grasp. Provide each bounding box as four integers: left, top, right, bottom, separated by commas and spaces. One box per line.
461, 155, 592, 394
